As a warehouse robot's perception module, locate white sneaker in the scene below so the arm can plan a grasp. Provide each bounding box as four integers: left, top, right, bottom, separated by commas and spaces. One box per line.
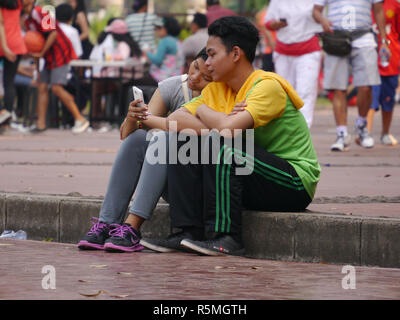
0, 110, 11, 125
381, 134, 398, 146
72, 119, 89, 134
355, 125, 374, 148
331, 132, 351, 151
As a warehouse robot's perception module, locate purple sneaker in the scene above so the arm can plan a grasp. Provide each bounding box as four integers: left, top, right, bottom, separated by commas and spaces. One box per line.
77, 217, 111, 250
104, 223, 144, 253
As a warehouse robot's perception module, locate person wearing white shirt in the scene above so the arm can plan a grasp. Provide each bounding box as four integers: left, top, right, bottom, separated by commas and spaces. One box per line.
55, 3, 82, 58
265, 0, 323, 129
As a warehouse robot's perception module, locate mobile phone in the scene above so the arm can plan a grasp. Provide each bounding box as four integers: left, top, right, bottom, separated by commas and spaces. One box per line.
280, 18, 287, 23
132, 86, 144, 107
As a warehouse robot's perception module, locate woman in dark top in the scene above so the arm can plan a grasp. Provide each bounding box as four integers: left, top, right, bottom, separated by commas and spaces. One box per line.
68, 0, 92, 59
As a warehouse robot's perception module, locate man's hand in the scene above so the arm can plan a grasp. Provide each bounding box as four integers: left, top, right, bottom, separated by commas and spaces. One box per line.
379, 42, 392, 60
313, 5, 333, 33
228, 101, 247, 116
321, 18, 333, 33
268, 19, 288, 31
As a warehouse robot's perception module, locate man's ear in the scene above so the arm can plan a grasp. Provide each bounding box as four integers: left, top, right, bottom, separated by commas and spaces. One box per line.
232, 46, 242, 62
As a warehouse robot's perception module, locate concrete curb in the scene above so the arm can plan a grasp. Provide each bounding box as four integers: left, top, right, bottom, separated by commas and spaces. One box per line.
1, 193, 399, 268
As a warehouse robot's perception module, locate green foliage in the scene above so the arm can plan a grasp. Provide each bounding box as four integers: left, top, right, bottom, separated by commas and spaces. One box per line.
225, 0, 269, 14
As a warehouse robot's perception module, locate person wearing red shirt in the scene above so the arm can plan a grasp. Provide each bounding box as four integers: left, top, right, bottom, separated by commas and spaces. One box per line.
24, 2, 89, 133
206, 0, 237, 27
367, 0, 400, 146
0, 0, 28, 126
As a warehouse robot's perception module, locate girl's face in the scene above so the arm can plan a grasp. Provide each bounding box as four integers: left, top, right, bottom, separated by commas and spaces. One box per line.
187, 58, 212, 91
154, 26, 167, 38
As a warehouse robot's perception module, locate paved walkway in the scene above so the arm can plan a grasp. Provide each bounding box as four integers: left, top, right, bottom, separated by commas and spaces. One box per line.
1, 107, 399, 218
1, 106, 400, 300
1, 238, 400, 300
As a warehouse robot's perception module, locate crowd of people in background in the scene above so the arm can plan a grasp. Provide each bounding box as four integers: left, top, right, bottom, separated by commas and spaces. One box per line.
0, 0, 399, 150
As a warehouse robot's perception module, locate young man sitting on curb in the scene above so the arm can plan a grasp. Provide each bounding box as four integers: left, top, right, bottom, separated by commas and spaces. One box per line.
139, 16, 321, 256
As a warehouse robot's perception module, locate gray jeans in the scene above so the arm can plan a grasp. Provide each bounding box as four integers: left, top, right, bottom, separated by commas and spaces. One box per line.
99, 129, 168, 224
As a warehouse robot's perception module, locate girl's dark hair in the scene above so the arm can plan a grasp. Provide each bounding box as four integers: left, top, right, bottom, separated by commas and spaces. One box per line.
112, 33, 142, 58
73, 0, 87, 14
97, 17, 118, 44
195, 47, 208, 61
163, 16, 181, 37
208, 16, 259, 63
0, 0, 18, 9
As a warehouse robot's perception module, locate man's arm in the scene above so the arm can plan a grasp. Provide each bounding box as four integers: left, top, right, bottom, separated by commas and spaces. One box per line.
373, 2, 390, 56
195, 104, 254, 137
31, 30, 57, 58
312, 5, 333, 33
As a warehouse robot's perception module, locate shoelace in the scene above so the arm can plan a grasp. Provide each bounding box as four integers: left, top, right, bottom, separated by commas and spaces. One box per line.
109, 224, 139, 240
88, 217, 108, 235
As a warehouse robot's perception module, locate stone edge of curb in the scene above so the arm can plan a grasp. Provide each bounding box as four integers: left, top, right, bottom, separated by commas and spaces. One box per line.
1, 192, 399, 268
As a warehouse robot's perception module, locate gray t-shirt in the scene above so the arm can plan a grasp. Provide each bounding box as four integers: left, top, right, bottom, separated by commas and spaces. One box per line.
158, 74, 193, 113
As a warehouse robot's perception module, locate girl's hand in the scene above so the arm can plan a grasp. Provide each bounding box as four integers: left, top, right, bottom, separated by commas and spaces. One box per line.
4, 47, 16, 62
127, 99, 151, 121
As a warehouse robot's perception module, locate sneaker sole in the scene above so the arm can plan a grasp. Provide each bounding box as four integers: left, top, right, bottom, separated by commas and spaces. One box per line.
104, 242, 144, 253
355, 137, 374, 148
77, 240, 105, 250
180, 239, 223, 256
139, 239, 177, 253
72, 121, 89, 134
181, 239, 246, 257
330, 146, 349, 152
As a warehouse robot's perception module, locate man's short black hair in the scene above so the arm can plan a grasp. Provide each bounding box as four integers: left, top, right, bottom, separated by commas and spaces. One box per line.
192, 13, 207, 29
132, 0, 147, 12
208, 16, 259, 63
56, 3, 74, 23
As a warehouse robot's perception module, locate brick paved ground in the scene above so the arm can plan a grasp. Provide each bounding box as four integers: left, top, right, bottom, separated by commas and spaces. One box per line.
1, 238, 400, 300
1, 107, 400, 300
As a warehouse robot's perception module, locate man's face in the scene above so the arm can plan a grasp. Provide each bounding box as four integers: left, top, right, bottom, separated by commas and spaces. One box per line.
205, 36, 235, 82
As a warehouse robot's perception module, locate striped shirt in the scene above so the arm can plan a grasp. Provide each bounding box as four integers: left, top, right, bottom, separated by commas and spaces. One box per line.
314, 0, 383, 47
125, 12, 159, 51
314, 0, 382, 29
25, 6, 74, 69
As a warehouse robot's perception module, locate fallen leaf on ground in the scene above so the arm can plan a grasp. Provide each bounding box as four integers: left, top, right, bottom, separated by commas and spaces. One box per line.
109, 294, 129, 298
79, 290, 102, 297
117, 272, 132, 276
0, 243, 14, 246
89, 264, 108, 269
251, 266, 262, 270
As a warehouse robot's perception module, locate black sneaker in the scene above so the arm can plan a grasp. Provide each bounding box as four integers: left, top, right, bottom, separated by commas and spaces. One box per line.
77, 217, 111, 250
104, 223, 144, 253
180, 234, 245, 256
140, 231, 201, 253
